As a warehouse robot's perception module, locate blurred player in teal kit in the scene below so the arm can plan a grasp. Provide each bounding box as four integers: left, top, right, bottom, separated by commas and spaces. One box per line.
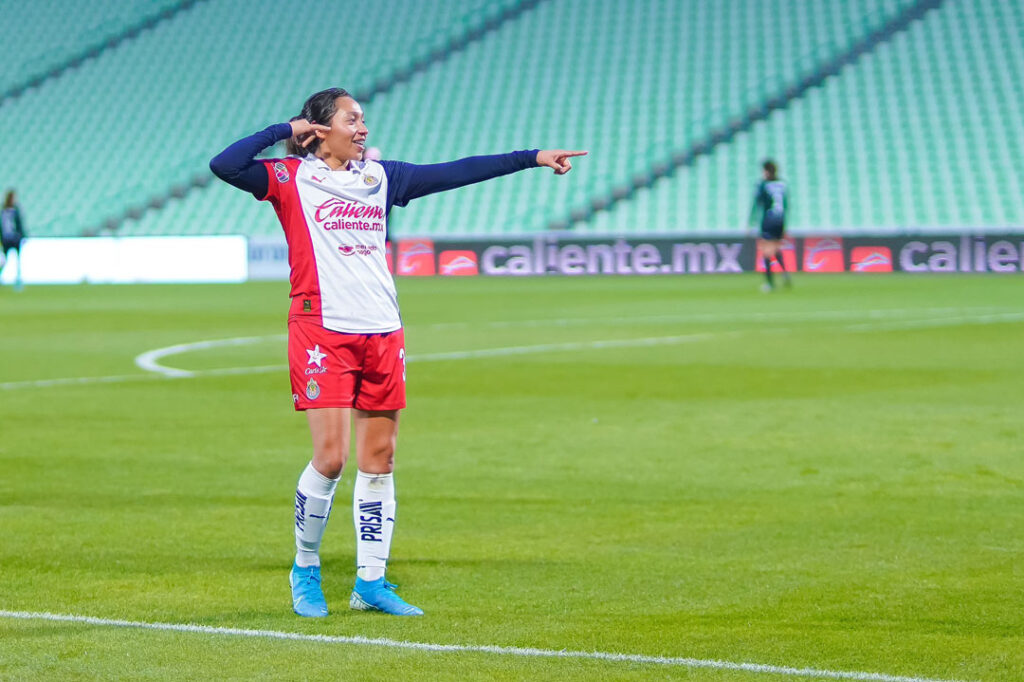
0, 189, 27, 290
747, 160, 790, 291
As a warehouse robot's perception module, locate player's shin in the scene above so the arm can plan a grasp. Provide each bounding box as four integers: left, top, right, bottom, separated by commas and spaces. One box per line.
774, 254, 791, 285
763, 257, 775, 286
354, 471, 396, 581
294, 462, 340, 568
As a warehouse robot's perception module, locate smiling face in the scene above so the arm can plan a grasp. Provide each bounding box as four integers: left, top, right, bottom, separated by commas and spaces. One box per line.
315, 96, 368, 168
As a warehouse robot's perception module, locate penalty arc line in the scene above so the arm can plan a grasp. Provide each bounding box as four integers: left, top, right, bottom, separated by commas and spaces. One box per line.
0, 332, 723, 391
129, 305, 1024, 376
3, 308, 1022, 391
134, 334, 288, 378
126, 305, 1024, 378
130, 331, 726, 377
0, 610, 971, 682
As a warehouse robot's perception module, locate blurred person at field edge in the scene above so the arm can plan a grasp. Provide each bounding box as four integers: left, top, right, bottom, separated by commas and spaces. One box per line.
747, 159, 790, 292
0, 189, 27, 290
210, 87, 586, 619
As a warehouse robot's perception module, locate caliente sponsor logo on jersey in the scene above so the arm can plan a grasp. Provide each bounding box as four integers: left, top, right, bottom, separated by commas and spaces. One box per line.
313, 198, 385, 233
314, 198, 385, 222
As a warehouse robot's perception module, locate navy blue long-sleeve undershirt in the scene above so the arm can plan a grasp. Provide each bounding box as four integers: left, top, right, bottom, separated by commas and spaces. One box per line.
209, 123, 540, 213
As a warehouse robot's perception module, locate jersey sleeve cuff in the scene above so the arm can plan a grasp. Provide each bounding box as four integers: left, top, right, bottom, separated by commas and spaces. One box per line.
520, 149, 541, 168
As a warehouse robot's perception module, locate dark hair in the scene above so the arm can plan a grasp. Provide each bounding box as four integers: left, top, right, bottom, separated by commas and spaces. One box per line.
762, 159, 778, 180
2, 190, 15, 209
285, 87, 351, 156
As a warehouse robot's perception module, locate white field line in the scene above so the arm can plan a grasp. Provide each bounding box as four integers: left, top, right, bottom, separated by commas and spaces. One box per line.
424, 306, 1014, 330
135, 335, 287, 377
404, 331, 723, 361
127, 305, 1024, 378
0, 610, 970, 682
0, 365, 288, 391
2, 307, 1022, 392
0, 332, 724, 391
134, 332, 721, 378
845, 311, 1024, 332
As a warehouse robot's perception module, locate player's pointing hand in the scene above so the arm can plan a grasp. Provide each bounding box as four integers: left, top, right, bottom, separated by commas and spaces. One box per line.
290, 118, 332, 150
537, 149, 588, 175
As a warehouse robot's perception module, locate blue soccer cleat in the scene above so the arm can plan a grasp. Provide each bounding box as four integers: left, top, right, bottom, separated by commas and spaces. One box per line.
290, 562, 328, 617
350, 577, 423, 616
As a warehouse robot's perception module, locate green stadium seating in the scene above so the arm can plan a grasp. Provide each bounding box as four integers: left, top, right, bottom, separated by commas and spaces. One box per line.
3, 0, 1021, 238
366, 0, 921, 237
588, 0, 1024, 234
0, 0, 519, 237
0, 0, 182, 94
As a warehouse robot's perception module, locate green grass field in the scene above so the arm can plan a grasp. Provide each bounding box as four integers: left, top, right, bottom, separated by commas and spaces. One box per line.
0, 274, 1021, 681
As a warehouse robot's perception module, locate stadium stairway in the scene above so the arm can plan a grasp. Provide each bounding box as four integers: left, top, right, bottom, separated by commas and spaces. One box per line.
8, 0, 1020, 238
565, 0, 947, 234
584, 0, 1024, 234
113, 0, 917, 238
350, 0, 924, 238
46, 0, 919, 238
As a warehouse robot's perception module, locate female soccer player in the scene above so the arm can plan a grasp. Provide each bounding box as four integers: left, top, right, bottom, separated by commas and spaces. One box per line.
0, 189, 27, 289
747, 159, 790, 291
210, 87, 585, 618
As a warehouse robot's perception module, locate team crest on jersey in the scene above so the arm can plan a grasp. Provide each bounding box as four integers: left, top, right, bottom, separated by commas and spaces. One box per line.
273, 162, 290, 183
363, 174, 378, 186
305, 378, 321, 401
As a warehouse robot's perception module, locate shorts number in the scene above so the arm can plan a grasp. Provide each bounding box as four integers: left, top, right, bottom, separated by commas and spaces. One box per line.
398, 348, 406, 382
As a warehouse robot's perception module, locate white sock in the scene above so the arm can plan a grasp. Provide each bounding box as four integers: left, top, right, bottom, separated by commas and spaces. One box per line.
294, 462, 340, 568
353, 470, 396, 581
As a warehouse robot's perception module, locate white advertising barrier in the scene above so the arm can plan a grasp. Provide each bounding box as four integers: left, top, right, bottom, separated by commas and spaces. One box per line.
0, 236, 248, 284
247, 235, 290, 281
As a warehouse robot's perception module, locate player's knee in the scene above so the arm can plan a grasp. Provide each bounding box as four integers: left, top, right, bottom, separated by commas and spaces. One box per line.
312, 435, 347, 477
363, 439, 395, 473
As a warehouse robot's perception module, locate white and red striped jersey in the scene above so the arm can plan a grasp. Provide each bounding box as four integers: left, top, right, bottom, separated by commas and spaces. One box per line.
262, 155, 399, 334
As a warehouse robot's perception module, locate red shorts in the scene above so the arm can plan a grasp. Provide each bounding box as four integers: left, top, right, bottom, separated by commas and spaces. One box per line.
288, 319, 406, 411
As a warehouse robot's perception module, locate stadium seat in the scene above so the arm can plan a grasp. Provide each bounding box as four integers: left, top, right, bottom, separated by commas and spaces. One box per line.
0, 0, 524, 237
587, 0, 1024, 234
3, 0, 1021, 238
0, 0, 182, 95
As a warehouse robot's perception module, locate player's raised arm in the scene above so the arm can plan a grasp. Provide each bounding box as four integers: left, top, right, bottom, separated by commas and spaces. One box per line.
383, 148, 588, 210
209, 120, 330, 198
